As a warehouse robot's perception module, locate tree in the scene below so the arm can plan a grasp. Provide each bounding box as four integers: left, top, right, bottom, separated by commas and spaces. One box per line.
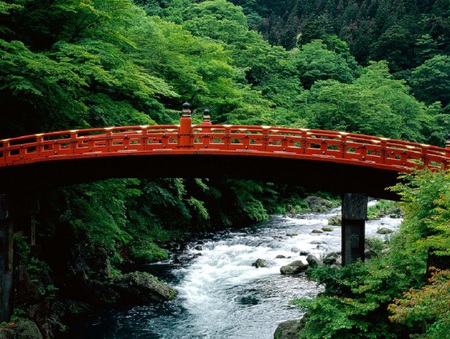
371, 24, 415, 71
292, 37, 360, 89
409, 55, 450, 108
302, 61, 425, 142
292, 168, 450, 339
182, 0, 249, 44
389, 269, 450, 339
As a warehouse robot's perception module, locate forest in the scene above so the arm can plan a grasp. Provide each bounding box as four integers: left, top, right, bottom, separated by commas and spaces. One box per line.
0, 0, 449, 337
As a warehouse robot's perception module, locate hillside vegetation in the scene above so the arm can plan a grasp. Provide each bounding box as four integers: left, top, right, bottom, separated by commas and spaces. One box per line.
1, 0, 449, 337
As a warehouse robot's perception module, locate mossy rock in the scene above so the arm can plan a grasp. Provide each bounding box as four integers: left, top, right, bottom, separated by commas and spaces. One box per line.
108, 271, 176, 306
377, 227, 394, 234
274, 319, 305, 339
0, 319, 43, 339
328, 215, 341, 226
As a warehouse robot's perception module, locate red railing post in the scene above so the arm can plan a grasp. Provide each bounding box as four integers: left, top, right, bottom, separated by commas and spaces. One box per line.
301, 129, 308, 154
422, 144, 430, 167
200, 109, 212, 148
36, 134, 43, 159
262, 127, 269, 151
140, 126, 148, 151
380, 138, 388, 164
178, 102, 193, 148
105, 128, 113, 152
70, 130, 78, 155
201, 109, 212, 131
340, 134, 348, 159
1, 140, 9, 165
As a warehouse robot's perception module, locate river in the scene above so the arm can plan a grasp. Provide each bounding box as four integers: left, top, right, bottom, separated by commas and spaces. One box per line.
66, 205, 401, 339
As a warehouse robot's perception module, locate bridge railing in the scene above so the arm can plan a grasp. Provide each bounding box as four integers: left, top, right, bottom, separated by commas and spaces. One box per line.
189, 125, 450, 171
1, 124, 450, 172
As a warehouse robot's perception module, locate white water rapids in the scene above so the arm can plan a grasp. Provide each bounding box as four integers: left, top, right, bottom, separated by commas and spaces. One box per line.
67, 206, 401, 338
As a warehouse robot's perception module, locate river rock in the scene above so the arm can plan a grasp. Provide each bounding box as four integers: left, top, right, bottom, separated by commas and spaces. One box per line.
0, 327, 16, 339
323, 252, 340, 265
109, 271, 176, 306
0, 319, 43, 339
311, 229, 323, 234
328, 215, 341, 226
377, 227, 393, 234
275, 254, 286, 259
280, 260, 307, 275
306, 254, 322, 267
304, 196, 336, 212
252, 258, 273, 268
273, 319, 304, 338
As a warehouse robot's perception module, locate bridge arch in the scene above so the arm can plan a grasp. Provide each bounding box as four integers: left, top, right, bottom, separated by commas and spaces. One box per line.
0, 105, 450, 321
1, 105, 448, 198
2, 105, 450, 321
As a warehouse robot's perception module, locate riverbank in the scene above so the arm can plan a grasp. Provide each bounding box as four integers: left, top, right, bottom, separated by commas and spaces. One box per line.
59, 207, 401, 338
2, 198, 400, 339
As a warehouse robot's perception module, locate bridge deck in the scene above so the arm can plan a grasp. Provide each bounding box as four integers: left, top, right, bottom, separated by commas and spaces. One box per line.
1, 123, 449, 199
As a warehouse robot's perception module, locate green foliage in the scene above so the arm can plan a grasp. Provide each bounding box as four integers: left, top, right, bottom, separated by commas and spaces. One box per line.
372, 24, 415, 71
3, 2, 450, 334
129, 241, 169, 263
226, 179, 269, 222
62, 179, 141, 249
367, 200, 402, 219
292, 38, 360, 89
294, 259, 413, 338
304, 61, 426, 142
409, 55, 450, 107
294, 256, 421, 338
295, 169, 450, 338
392, 169, 450, 256
389, 268, 450, 339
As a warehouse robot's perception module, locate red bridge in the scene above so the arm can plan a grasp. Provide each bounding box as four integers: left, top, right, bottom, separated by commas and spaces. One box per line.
1, 105, 449, 198
2, 104, 450, 321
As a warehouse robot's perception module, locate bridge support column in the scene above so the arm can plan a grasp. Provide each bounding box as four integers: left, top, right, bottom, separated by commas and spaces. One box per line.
0, 194, 13, 322
341, 193, 368, 266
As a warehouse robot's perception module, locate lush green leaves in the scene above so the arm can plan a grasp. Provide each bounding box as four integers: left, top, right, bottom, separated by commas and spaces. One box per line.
295, 169, 450, 338
409, 55, 450, 107
389, 269, 450, 339
302, 61, 425, 141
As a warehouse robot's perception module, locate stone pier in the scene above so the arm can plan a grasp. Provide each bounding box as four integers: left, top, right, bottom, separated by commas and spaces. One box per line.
341, 193, 368, 266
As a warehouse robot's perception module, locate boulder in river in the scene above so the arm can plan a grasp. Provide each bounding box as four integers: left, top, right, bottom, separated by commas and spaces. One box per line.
377, 227, 394, 234
273, 319, 305, 338
252, 258, 273, 268
0, 318, 43, 339
280, 260, 307, 275
306, 254, 322, 267
328, 215, 341, 226
323, 252, 340, 265
108, 271, 176, 306
304, 196, 337, 212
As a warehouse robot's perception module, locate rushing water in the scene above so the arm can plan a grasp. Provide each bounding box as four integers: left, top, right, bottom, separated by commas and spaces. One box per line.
67, 206, 401, 339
